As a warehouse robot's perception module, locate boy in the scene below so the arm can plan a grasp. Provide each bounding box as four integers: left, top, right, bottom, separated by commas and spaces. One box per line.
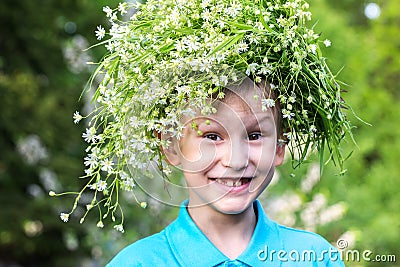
106, 79, 344, 266
59, 0, 352, 266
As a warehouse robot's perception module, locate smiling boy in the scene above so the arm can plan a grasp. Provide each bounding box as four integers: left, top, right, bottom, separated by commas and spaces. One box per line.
164, 81, 284, 260
60, 0, 353, 266
106, 80, 344, 266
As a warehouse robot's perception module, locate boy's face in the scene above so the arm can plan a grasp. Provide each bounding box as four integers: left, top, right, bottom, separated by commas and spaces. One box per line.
164, 84, 284, 214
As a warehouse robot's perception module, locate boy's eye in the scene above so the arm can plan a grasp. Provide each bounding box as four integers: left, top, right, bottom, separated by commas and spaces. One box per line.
248, 133, 262, 141
204, 133, 222, 141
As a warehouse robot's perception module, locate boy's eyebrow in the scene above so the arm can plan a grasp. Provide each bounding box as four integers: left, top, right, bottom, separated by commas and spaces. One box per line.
195, 113, 274, 128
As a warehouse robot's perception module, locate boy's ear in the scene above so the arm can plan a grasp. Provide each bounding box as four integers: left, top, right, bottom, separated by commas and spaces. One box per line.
159, 132, 181, 167
274, 141, 285, 167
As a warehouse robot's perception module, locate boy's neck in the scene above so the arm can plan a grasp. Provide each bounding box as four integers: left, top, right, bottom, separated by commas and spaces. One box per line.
187, 202, 257, 259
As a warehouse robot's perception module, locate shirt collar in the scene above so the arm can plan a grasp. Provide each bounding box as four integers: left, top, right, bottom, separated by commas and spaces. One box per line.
166, 200, 228, 266
165, 199, 282, 267
237, 200, 283, 266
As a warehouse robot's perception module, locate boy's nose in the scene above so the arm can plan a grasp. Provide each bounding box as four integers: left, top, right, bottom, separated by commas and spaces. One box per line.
221, 139, 249, 171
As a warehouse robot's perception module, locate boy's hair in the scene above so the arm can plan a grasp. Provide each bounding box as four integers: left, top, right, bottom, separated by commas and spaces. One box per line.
256, 79, 283, 138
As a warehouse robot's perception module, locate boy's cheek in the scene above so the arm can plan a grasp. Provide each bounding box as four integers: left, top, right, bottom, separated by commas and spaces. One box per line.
180, 141, 218, 173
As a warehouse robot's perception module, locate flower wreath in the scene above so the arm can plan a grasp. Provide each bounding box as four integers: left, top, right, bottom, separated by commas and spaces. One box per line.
53, 0, 354, 230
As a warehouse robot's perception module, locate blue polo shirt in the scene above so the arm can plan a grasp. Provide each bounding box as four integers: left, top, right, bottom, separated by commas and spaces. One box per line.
107, 200, 344, 266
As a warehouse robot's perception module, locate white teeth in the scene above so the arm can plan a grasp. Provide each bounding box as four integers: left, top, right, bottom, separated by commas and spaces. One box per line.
215, 178, 246, 187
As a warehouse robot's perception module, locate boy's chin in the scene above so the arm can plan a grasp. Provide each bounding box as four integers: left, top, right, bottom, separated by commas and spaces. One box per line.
210, 198, 255, 215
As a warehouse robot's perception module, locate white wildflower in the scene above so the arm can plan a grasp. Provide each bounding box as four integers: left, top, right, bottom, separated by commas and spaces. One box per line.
118, 2, 128, 15
114, 224, 124, 233
246, 63, 258, 75
95, 25, 106, 40
84, 154, 98, 169
97, 221, 104, 228
176, 85, 191, 96
100, 159, 114, 173
236, 41, 249, 53
89, 183, 97, 190
276, 15, 286, 27
255, 22, 264, 30
247, 33, 260, 44
282, 109, 295, 120
219, 75, 228, 86
308, 44, 317, 54
103, 6, 113, 17
97, 180, 107, 191
258, 64, 272, 75
323, 39, 331, 47
84, 168, 93, 175
168, 8, 181, 25
261, 98, 275, 111
217, 20, 226, 29
73, 111, 83, 124
201, 9, 212, 22
225, 3, 242, 17
109, 12, 117, 22
60, 213, 69, 222
183, 35, 200, 52
273, 45, 281, 52
82, 127, 98, 143
200, 0, 212, 8
175, 39, 185, 52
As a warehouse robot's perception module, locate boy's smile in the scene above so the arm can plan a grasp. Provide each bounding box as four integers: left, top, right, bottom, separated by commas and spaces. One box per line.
164, 83, 285, 215
209, 177, 252, 188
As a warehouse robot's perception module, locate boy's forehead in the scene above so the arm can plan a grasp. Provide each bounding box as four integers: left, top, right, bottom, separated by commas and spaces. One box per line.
215, 85, 266, 114
180, 78, 274, 125
198, 94, 273, 125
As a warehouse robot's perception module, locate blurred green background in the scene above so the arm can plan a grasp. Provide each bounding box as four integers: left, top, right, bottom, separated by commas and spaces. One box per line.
0, 0, 399, 266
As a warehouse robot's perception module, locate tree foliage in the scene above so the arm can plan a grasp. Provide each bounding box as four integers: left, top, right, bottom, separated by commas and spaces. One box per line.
265, 1, 400, 266
0, 0, 120, 266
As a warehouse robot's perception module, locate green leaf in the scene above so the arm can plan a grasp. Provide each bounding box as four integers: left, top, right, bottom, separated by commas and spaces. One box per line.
209, 33, 244, 55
